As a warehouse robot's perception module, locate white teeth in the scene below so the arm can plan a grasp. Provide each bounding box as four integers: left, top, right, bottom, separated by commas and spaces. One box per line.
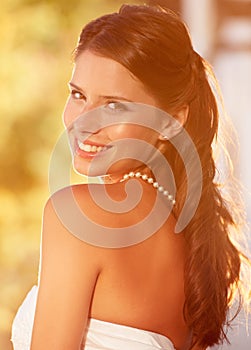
77, 140, 106, 153
82, 144, 91, 152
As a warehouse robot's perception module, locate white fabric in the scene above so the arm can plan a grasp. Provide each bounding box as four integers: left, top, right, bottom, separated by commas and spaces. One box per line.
11, 285, 176, 350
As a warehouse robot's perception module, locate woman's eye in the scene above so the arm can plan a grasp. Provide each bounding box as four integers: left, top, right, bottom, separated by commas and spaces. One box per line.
71, 90, 84, 100
106, 101, 128, 112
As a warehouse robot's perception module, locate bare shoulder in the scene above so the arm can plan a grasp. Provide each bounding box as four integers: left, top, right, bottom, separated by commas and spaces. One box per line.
42, 182, 130, 265
42, 184, 109, 274
45, 183, 107, 230
48, 182, 119, 213
43, 182, 181, 267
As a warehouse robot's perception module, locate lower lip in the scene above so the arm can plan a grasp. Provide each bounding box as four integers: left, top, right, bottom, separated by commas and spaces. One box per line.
74, 141, 110, 159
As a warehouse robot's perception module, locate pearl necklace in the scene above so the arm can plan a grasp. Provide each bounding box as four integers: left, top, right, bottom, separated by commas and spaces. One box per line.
120, 171, 176, 205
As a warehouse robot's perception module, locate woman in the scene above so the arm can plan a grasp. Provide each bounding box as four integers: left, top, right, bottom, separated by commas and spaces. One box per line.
11, 3, 250, 350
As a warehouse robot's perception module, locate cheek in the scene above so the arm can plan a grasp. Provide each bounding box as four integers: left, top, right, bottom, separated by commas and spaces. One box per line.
62, 98, 83, 128
107, 125, 158, 143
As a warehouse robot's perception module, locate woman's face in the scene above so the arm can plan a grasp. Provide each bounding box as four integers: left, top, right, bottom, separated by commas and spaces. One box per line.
63, 50, 164, 177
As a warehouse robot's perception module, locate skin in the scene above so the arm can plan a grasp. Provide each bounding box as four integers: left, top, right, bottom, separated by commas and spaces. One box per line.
30, 51, 194, 350
64, 51, 166, 178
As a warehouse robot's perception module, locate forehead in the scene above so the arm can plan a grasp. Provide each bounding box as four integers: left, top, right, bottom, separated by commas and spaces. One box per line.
74, 51, 133, 78
72, 51, 156, 103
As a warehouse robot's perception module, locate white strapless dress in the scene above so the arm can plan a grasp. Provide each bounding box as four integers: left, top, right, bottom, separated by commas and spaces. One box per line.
11, 285, 176, 350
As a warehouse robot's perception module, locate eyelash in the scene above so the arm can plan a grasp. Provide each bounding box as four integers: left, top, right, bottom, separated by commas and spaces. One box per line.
70, 89, 85, 100
105, 102, 129, 112
70, 89, 128, 112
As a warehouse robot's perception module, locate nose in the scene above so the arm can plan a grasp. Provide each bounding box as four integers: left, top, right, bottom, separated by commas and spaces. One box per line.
72, 106, 108, 138
63, 98, 96, 129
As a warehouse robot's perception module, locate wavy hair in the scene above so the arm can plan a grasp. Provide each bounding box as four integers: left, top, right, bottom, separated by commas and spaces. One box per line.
73, 4, 251, 349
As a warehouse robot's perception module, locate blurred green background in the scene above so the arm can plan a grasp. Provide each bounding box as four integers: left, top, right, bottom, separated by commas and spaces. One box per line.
0, 1, 136, 348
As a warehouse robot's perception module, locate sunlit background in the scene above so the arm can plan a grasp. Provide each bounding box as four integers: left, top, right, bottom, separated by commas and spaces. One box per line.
0, 1, 250, 349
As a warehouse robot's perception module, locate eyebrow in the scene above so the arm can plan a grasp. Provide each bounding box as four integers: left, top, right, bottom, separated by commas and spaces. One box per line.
68, 82, 133, 102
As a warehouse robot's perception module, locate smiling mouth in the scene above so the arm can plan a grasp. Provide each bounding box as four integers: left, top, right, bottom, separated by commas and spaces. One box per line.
77, 140, 108, 153
75, 140, 112, 158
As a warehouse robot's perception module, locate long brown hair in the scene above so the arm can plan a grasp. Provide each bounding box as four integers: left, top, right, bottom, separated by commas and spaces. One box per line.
74, 4, 250, 349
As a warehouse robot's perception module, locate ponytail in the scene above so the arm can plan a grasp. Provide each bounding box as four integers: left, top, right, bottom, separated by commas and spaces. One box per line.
173, 53, 247, 348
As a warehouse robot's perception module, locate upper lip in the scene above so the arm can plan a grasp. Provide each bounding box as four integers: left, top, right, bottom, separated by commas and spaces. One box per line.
77, 139, 111, 148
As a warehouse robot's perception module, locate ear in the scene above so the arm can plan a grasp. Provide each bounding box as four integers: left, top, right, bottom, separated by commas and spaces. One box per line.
158, 105, 189, 141
173, 105, 189, 126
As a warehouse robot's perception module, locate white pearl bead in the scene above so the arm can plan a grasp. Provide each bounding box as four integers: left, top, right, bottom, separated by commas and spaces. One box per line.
121, 172, 175, 205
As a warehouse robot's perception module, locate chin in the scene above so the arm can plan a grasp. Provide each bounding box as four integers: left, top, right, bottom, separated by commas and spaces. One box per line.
73, 158, 107, 178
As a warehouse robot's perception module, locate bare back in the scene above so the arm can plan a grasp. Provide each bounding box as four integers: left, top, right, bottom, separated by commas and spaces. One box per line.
72, 181, 190, 350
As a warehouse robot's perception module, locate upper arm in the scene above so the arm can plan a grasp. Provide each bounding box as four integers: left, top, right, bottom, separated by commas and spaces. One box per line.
31, 190, 103, 350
